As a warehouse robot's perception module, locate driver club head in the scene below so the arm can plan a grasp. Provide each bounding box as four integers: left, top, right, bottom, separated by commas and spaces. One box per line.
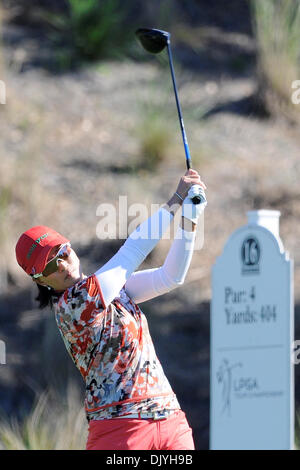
135, 28, 170, 54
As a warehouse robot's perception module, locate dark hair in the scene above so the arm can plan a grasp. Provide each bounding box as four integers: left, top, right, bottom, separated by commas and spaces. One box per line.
35, 284, 57, 309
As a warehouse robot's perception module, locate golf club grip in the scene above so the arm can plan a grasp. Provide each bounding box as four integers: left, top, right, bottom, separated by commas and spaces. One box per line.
186, 159, 202, 204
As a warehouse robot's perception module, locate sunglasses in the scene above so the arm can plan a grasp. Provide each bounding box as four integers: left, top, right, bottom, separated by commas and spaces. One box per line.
32, 243, 71, 279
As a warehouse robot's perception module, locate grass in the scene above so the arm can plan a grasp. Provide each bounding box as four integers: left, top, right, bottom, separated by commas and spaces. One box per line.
251, 0, 300, 120
0, 385, 87, 450
137, 106, 173, 171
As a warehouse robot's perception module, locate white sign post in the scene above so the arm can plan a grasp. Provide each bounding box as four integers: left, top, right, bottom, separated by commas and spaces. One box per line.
210, 210, 294, 450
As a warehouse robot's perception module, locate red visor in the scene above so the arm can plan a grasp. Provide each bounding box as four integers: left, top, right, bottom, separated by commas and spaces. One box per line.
15, 225, 70, 276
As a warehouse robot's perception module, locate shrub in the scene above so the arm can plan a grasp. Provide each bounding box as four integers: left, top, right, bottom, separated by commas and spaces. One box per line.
64, 0, 136, 62
134, 93, 174, 172
251, 0, 300, 120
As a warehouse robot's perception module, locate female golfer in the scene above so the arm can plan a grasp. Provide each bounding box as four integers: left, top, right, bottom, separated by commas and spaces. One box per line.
15, 168, 207, 450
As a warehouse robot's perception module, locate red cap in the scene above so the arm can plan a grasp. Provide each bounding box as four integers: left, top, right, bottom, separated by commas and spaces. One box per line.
15, 225, 70, 276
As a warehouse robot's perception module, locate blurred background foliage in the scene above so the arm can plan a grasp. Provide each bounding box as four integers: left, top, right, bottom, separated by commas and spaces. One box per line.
2, 0, 174, 67
0, 0, 300, 450
252, 0, 300, 121
0, 386, 87, 450
3, 0, 300, 121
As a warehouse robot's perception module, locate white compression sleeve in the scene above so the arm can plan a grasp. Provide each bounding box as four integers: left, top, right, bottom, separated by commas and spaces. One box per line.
124, 225, 196, 304
95, 207, 173, 308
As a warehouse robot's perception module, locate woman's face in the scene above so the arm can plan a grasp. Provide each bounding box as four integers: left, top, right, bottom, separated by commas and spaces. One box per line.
35, 244, 82, 292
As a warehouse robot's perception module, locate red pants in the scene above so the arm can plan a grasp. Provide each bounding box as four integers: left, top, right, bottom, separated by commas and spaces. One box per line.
86, 410, 195, 450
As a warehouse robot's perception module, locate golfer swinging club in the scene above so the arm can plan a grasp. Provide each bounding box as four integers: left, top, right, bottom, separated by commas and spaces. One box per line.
15, 168, 207, 450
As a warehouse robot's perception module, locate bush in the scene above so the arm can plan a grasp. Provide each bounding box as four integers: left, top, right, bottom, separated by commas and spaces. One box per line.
64, 0, 136, 62
138, 110, 172, 171
251, 0, 300, 121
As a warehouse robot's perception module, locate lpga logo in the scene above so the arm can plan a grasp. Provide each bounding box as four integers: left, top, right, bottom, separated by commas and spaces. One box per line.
0, 80, 6, 104
216, 358, 242, 416
0, 340, 6, 364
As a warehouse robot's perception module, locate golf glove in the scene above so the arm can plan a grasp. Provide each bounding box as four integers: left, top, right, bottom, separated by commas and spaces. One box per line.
182, 185, 207, 224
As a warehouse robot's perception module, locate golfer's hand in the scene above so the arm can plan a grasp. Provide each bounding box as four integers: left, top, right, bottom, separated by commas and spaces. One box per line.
175, 169, 206, 200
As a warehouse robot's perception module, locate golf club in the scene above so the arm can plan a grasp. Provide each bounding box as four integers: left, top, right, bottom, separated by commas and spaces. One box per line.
135, 27, 206, 206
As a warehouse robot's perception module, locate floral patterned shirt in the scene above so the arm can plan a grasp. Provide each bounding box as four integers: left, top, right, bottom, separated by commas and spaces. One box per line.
54, 274, 180, 421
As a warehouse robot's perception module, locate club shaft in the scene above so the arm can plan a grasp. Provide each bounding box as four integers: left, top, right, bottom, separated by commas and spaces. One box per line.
167, 42, 192, 170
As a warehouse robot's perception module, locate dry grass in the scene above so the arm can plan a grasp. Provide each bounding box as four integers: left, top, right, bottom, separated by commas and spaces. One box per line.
0, 384, 87, 450
137, 108, 173, 170
251, 0, 300, 121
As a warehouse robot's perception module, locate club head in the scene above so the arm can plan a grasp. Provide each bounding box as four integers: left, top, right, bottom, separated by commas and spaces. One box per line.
135, 28, 170, 54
